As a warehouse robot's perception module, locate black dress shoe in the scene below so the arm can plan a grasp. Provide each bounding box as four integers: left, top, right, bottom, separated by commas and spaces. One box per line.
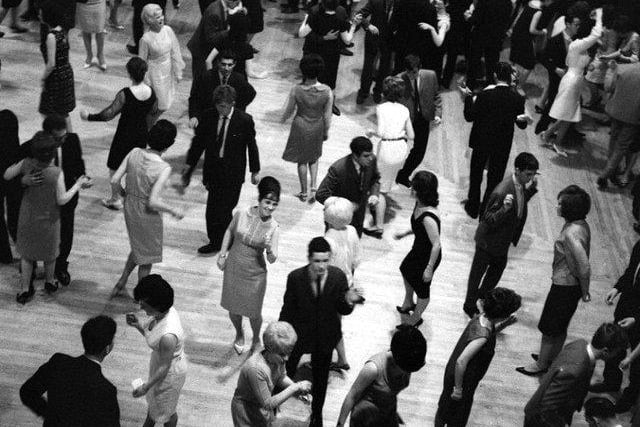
332, 104, 341, 116
126, 44, 139, 55
16, 285, 35, 305
356, 92, 368, 104
340, 47, 354, 56
362, 228, 383, 239
55, 269, 71, 287
44, 281, 59, 294
589, 382, 619, 393
516, 366, 547, 376
198, 243, 220, 255
396, 304, 416, 314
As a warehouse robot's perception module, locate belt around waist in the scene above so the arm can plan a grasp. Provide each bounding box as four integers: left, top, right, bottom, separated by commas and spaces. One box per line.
381, 137, 406, 141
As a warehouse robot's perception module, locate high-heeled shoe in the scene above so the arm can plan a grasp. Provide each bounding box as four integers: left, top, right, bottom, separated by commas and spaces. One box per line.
396, 304, 416, 314
44, 281, 58, 294
233, 340, 245, 355
109, 281, 126, 299
16, 285, 35, 305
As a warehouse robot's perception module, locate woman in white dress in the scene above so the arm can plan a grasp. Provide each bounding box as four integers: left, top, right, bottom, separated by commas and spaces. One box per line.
542, 7, 603, 157
140, 3, 185, 113
127, 274, 188, 427
366, 76, 414, 236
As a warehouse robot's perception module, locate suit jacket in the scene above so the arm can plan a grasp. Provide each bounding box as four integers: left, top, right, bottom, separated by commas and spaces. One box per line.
605, 63, 640, 125
614, 239, 640, 324
20, 353, 120, 427
198, 108, 260, 186
316, 154, 380, 208
356, 0, 394, 47
279, 265, 354, 352
475, 174, 537, 256
188, 70, 256, 119
187, 0, 228, 60
397, 69, 442, 122
524, 340, 594, 425
464, 85, 526, 151
19, 133, 86, 208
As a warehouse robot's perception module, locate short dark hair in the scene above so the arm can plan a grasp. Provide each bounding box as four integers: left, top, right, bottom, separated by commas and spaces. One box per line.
300, 54, 325, 80
557, 185, 591, 221
412, 171, 439, 207
495, 62, 513, 84
81, 316, 117, 355
218, 49, 237, 63
308, 236, 331, 257
403, 54, 421, 71
39, 0, 64, 27
584, 397, 616, 420
391, 326, 427, 372
42, 115, 67, 133
482, 287, 521, 320
258, 176, 281, 202
213, 85, 237, 105
134, 274, 174, 313
126, 57, 148, 83
382, 76, 405, 102
514, 152, 539, 171
350, 136, 373, 156
591, 322, 628, 352
147, 119, 177, 152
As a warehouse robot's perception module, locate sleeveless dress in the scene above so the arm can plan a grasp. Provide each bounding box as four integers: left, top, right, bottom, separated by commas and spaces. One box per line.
144, 307, 188, 423
376, 102, 410, 193
221, 205, 279, 318
16, 160, 61, 262
399, 209, 441, 299
39, 29, 75, 115
123, 148, 170, 265
436, 315, 495, 426
282, 83, 332, 164
353, 351, 411, 426
509, 4, 540, 70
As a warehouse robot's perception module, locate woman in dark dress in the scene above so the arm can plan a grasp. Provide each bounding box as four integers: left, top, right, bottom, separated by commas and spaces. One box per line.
434, 288, 521, 427
336, 327, 427, 427
395, 171, 442, 328
205, 12, 258, 78
38, 1, 75, 132
80, 57, 158, 210
508, 0, 545, 87
0, 110, 22, 264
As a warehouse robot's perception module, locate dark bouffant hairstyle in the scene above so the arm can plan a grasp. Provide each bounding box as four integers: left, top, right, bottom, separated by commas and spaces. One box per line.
300, 54, 325, 80
81, 315, 117, 355
557, 185, 591, 221
584, 397, 616, 420
308, 236, 331, 257
495, 62, 513, 84
382, 76, 405, 103
258, 176, 281, 202
0, 110, 19, 149
391, 326, 427, 373
147, 119, 177, 152
42, 114, 66, 133
412, 171, 439, 207
591, 322, 628, 352
350, 136, 373, 156
213, 85, 237, 104
134, 274, 174, 313
482, 287, 521, 320
514, 152, 539, 171
126, 57, 148, 83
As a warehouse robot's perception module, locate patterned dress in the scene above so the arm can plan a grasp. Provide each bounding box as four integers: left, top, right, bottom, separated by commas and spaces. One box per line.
39, 29, 75, 115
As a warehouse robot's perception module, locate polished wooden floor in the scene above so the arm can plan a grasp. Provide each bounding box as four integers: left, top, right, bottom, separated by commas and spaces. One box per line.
0, 1, 638, 426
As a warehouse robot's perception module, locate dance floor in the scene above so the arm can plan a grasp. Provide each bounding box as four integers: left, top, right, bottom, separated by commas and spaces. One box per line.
0, 1, 637, 425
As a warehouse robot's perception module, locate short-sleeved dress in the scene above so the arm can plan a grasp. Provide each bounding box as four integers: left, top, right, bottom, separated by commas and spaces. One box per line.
39, 29, 75, 116
399, 209, 441, 299
221, 206, 279, 318
75, 0, 106, 33
231, 351, 285, 426
123, 148, 170, 265
144, 307, 188, 423
282, 83, 332, 165
140, 25, 185, 111
436, 315, 496, 426
376, 102, 411, 193
88, 87, 158, 170
16, 160, 61, 262
352, 351, 411, 426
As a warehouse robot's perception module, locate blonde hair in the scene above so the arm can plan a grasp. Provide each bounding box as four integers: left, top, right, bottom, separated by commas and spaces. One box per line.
324, 197, 354, 230
263, 322, 297, 355
141, 3, 162, 29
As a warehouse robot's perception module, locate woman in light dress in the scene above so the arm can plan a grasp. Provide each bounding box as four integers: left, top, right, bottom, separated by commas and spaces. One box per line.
366, 76, 414, 237
139, 3, 185, 113
231, 322, 312, 427
324, 196, 362, 371
542, 7, 603, 157
127, 274, 188, 427
217, 177, 281, 354
76, 0, 107, 70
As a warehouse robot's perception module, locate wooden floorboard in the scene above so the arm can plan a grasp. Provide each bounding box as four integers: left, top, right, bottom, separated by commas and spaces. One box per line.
0, 1, 638, 425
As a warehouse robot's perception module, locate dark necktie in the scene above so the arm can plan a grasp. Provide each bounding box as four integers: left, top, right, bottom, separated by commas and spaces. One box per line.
315, 277, 322, 299
216, 116, 228, 157
358, 167, 365, 192
54, 149, 59, 166
414, 79, 421, 115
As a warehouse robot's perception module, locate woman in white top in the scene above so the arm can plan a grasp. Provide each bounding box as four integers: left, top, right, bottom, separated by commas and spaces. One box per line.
127, 274, 187, 427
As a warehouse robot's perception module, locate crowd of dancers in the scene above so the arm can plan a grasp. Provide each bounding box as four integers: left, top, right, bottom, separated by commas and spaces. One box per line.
2, 0, 640, 425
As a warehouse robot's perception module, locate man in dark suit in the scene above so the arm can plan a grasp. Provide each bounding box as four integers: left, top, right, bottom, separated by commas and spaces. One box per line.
355, 0, 395, 104
280, 237, 362, 427
127, 0, 167, 55
524, 323, 628, 426
391, 0, 438, 74
589, 239, 640, 412
20, 315, 120, 426
463, 152, 538, 317
183, 50, 256, 186
316, 137, 381, 237
18, 115, 88, 287
192, 85, 260, 254
395, 54, 442, 187
461, 62, 529, 219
